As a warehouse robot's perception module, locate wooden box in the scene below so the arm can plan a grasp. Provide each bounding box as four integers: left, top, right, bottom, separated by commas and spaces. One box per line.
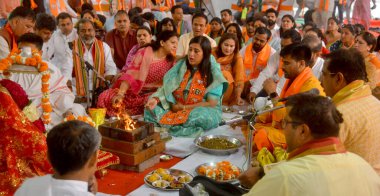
109, 155, 160, 172
102, 141, 165, 166
99, 120, 154, 142
101, 132, 161, 154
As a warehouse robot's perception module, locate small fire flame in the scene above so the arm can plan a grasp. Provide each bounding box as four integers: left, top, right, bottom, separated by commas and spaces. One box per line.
118, 113, 137, 131
113, 100, 137, 131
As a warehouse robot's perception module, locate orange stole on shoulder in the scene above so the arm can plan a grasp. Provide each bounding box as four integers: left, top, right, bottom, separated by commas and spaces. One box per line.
159, 70, 206, 125
73, 39, 105, 97
243, 43, 272, 81
272, 67, 313, 124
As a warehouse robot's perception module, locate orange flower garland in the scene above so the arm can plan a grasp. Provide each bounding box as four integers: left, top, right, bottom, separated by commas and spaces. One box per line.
0, 49, 52, 124
63, 114, 96, 127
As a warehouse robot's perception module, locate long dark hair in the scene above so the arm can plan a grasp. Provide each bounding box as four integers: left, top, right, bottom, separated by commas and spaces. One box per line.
280, 15, 296, 38
157, 18, 177, 35
224, 23, 244, 50
186, 36, 213, 87
375, 35, 380, 52
215, 33, 239, 67
143, 30, 178, 62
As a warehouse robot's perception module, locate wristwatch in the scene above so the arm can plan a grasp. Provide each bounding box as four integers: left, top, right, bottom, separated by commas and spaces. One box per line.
269, 92, 278, 99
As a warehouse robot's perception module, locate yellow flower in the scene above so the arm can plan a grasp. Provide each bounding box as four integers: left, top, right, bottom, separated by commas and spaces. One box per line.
22, 103, 39, 122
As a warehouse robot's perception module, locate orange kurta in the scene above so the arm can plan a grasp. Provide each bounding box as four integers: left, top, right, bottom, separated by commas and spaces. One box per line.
253, 67, 326, 152
212, 51, 245, 104
365, 53, 380, 88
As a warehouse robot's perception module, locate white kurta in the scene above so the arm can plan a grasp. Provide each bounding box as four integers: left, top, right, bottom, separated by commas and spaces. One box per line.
15, 174, 94, 196
176, 32, 217, 57
0, 36, 10, 59
3, 62, 86, 129
43, 29, 78, 81
311, 57, 324, 80
250, 55, 324, 94
72, 40, 117, 94
245, 153, 380, 196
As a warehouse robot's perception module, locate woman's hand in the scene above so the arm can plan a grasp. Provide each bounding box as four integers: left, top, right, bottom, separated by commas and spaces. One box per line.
171, 103, 185, 112
146, 98, 158, 110
112, 73, 122, 84
112, 93, 124, 108
234, 96, 245, 106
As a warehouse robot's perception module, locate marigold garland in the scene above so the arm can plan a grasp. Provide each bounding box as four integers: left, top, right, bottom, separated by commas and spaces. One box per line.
63, 114, 96, 127
0, 49, 52, 124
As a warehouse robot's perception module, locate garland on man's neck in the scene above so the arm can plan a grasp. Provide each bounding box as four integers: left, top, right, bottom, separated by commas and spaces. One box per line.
0, 49, 52, 124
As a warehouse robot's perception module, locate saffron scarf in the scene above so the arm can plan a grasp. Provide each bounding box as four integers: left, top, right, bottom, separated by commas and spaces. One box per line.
73, 38, 105, 97
49, 0, 67, 16
288, 137, 346, 160
280, 67, 313, 98
177, 20, 185, 36
159, 70, 207, 125
151, 56, 228, 110
243, 42, 272, 81
4, 23, 17, 52
332, 80, 371, 106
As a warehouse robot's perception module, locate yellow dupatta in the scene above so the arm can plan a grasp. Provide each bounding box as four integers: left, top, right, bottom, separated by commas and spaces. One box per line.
332, 80, 372, 106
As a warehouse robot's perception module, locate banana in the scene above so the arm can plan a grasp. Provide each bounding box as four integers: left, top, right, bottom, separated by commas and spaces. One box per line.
257, 147, 275, 167
274, 147, 288, 162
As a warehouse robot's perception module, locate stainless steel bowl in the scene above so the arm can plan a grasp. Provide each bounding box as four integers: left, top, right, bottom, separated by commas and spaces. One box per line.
194, 135, 242, 155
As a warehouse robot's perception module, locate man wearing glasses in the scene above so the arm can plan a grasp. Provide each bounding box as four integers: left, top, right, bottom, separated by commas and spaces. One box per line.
321, 48, 380, 175
239, 94, 380, 195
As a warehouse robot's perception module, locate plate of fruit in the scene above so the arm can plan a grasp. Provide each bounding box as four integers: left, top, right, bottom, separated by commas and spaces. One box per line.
144, 168, 193, 191
195, 161, 242, 183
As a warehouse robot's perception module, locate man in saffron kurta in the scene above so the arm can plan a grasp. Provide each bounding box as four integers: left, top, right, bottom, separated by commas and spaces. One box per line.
0, 6, 35, 59
252, 44, 325, 152
321, 49, 380, 175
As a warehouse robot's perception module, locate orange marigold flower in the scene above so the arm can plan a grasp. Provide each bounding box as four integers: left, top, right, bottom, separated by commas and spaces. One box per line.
42, 86, 49, 92
42, 104, 53, 112
27, 58, 38, 66
15, 56, 22, 64
42, 98, 49, 102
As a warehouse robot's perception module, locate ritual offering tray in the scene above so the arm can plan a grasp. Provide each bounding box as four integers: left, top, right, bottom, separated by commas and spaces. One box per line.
99, 118, 165, 171
144, 168, 193, 191
194, 135, 242, 155
195, 161, 242, 183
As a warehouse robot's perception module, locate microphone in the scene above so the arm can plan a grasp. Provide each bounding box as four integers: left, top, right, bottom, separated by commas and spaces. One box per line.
279, 88, 320, 102
71, 49, 111, 87
219, 105, 286, 126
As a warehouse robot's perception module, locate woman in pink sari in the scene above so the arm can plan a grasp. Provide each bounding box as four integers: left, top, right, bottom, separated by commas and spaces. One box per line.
97, 30, 178, 116
352, 0, 371, 30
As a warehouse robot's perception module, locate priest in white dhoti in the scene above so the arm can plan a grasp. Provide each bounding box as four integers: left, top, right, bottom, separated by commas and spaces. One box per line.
1, 33, 86, 129
70, 19, 117, 101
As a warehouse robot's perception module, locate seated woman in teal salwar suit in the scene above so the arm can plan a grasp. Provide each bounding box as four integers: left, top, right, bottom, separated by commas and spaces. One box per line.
144, 36, 228, 137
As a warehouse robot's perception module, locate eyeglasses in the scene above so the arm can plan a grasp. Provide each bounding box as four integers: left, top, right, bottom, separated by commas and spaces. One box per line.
282, 118, 303, 129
